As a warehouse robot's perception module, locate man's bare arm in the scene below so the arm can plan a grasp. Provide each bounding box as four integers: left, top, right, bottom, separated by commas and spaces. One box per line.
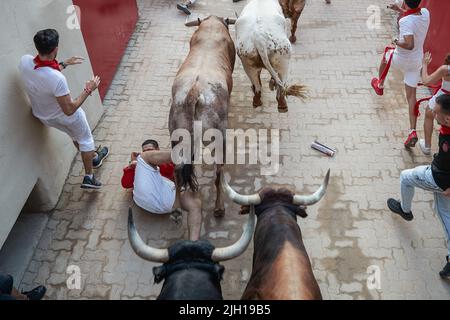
56, 76, 100, 116
395, 35, 414, 50
141, 150, 172, 166
56, 92, 90, 116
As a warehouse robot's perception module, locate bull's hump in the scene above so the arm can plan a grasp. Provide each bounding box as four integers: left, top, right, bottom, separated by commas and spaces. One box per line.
262, 242, 320, 299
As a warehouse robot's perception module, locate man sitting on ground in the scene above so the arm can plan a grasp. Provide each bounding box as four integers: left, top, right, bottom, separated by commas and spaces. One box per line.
121, 139, 202, 241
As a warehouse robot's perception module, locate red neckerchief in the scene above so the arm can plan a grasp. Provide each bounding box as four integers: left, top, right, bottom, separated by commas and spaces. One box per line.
440, 125, 450, 135
401, 7, 421, 19
33, 55, 61, 72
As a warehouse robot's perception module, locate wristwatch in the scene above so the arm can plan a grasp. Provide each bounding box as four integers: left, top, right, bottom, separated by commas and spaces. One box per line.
59, 61, 67, 69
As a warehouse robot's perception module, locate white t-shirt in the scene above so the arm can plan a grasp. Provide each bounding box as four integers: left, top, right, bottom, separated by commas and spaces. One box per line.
395, 8, 430, 62
18, 55, 70, 120
133, 155, 176, 214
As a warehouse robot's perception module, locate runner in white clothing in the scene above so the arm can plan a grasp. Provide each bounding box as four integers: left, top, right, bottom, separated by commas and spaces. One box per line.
371, 0, 430, 149
18, 29, 109, 189
130, 142, 203, 241
419, 53, 450, 155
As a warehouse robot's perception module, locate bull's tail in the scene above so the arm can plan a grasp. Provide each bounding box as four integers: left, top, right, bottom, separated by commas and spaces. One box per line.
254, 35, 308, 100
172, 84, 200, 192
175, 163, 198, 192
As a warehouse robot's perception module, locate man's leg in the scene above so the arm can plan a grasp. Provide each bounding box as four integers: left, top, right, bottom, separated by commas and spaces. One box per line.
404, 84, 418, 147
388, 166, 440, 220
378, 59, 388, 88
81, 151, 95, 176
434, 192, 450, 279
405, 84, 418, 130
371, 49, 391, 95
434, 193, 450, 256
420, 106, 434, 155
179, 190, 202, 241
177, 0, 195, 15
399, 168, 417, 213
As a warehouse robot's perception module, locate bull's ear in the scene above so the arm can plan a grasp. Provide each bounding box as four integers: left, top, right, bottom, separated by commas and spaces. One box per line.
153, 266, 167, 284
215, 264, 225, 281
185, 17, 202, 27
296, 206, 308, 218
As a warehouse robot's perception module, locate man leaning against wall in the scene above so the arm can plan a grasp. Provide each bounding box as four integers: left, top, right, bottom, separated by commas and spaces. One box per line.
18, 29, 109, 189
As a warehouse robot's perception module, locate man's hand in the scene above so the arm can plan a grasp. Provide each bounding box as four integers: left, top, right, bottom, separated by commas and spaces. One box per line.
131, 152, 140, 161
423, 52, 432, 65
442, 188, 450, 197
387, 3, 404, 13
85, 76, 101, 92
64, 56, 85, 66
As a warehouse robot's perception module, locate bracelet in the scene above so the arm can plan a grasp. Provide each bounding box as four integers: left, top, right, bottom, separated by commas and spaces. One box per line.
84, 87, 92, 96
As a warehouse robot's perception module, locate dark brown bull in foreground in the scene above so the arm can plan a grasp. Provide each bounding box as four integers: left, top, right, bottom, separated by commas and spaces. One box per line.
279, 0, 331, 43
168, 16, 236, 239
221, 169, 330, 299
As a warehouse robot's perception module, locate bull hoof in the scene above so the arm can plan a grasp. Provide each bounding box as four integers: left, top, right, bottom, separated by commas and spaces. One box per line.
253, 100, 263, 108
278, 106, 288, 113
214, 208, 225, 218
289, 35, 297, 43
269, 78, 276, 91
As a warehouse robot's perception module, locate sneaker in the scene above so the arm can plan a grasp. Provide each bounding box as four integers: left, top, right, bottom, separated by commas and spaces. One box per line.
404, 130, 418, 148
419, 139, 431, 155
177, 3, 191, 15
81, 175, 102, 189
439, 256, 450, 280
371, 78, 384, 96
22, 285, 46, 300
93, 146, 109, 169
387, 198, 414, 221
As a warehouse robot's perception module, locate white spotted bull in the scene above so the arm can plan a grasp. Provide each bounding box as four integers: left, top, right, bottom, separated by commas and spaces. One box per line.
235, 0, 307, 112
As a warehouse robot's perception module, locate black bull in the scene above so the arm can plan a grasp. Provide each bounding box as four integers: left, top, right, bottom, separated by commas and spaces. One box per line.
127, 207, 255, 300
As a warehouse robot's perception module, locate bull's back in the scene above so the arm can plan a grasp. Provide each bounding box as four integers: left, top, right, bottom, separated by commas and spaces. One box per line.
236, 0, 288, 57
243, 241, 322, 300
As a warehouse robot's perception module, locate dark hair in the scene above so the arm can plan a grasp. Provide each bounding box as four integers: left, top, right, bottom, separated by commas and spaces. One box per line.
34, 29, 59, 55
404, 0, 421, 9
142, 139, 159, 149
436, 94, 450, 115
444, 53, 450, 66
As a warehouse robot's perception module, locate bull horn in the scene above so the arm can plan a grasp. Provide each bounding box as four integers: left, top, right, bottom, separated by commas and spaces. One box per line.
293, 169, 330, 206
185, 17, 202, 27
212, 205, 256, 262
234, 11, 239, 18
221, 174, 261, 205
128, 208, 169, 263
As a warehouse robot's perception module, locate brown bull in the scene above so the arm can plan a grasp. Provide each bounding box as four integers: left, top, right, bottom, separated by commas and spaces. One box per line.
222, 169, 330, 299
168, 16, 236, 239
279, 0, 331, 43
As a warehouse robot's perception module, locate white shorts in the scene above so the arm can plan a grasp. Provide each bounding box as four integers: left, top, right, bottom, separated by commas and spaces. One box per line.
428, 89, 447, 111
41, 109, 95, 152
385, 49, 421, 88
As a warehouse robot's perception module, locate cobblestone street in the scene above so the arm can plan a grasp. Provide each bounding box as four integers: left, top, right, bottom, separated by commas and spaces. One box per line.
20, 0, 450, 299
